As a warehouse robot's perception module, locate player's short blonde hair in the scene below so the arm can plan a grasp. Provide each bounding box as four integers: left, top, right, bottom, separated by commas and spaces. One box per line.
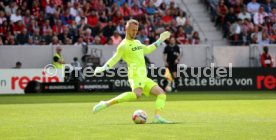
126, 19, 139, 28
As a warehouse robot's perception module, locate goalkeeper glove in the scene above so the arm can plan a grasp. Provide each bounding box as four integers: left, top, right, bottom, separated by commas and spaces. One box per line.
93, 64, 109, 76
155, 31, 171, 47
159, 31, 171, 42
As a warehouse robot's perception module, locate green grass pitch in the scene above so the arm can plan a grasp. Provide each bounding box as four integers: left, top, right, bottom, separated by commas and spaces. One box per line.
0, 91, 276, 140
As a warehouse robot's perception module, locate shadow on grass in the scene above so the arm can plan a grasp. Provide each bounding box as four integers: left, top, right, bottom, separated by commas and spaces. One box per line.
102, 122, 183, 125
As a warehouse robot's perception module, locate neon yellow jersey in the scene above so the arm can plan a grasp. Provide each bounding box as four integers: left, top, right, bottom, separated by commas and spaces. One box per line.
53, 53, 63, 69
105, 39, 156, 79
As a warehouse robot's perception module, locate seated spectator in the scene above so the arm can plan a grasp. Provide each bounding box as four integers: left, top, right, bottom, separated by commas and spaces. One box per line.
146, 2, 156, 15
241, 18, 254, 45
19, 1, 28, 14
42, 19, 52, 35
60, 9, 74, 25
232, 0, 243, 14
4, 1, 17, 16
7, 34, 16, 45
74, 37, 85, 47
45, 0, 57, 16
91, 23, 101, 37
58, 27, 72, 44
263, 16, 273, 35
28, 19, 39, 34
259, 32, 273, 46
148, 30, 157, 44
247, 0, 260, 15
93, 35, 102, 45
0, 10, 7, 25
253, 6, 267, 26
137, 29, 148, 43
87, 10, 99, 28
37, 10, 46, 27
13, 20, 25, 36
94, 0, 106, 13
161, 9, 174, 25
52, 19, 65, 35
111, 31, 122, 45
131, 4, 143, 18
99, 32, 107, 45
75, 10, 88, 25
27, 37, 34, 45
102, 20, 116, 38
77, 17, 89, 32
143, 38, 150, 45
10, 9, 22, 23
183, 19, 194, 35
32, 29, 42, 45
250, 25, 261, 44
22, 10, 32, 26
269, 7, 276, 22
120, 3, 131, 18
116, 19, 126, 37
215, 0, 228, 27
115, 0, 126, 7
106, 37, 113, 45
69, 2, 79, 18
84, 28, 93, 45
32, 0, 40, 18
262, 0, 275, 14
53, 0, 62, 7
64, 37, 72, 45
42, 29, 53, 45
229, 19, 243, 45
98, 10, 108, 23
158, 2, 167, 15
238, 6, 251, 21
17, 28, 29, 45
189, 31, 200, 45
50, 36, 61, 46
260, 46, 274, 67
168, 1, 177, 16
176, 26, 188, 44
112, 11, 124, 25
176, 10, 186, 26
223, 7, 237, 38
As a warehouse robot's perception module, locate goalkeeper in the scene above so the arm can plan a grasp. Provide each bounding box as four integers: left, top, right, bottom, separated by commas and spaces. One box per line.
93, 19, 172, 124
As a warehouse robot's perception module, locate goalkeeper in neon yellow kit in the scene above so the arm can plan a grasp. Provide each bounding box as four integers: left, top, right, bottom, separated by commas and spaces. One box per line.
93, 19, 172, 124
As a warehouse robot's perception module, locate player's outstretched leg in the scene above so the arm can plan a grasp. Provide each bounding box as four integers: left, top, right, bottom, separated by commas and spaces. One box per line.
93, 92, 137, 113
151, 86, 174, 124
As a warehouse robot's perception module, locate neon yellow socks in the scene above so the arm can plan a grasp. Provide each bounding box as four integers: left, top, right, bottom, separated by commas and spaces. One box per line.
155, 93, 166, 117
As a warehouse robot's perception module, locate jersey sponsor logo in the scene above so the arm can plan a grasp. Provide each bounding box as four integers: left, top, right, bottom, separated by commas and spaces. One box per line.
131, 46, 143, 51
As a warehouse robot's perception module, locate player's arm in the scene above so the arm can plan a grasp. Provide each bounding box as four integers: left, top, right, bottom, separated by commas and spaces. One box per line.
93, 44, 124, 75
143, 31, 171, 55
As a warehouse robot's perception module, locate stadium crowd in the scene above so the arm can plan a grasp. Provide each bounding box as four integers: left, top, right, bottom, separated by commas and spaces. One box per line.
205, 0, 276, 45
0, 0, 200, 46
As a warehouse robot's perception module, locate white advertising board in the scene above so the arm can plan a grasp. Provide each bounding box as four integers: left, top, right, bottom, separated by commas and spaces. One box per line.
0, 69, 63, 94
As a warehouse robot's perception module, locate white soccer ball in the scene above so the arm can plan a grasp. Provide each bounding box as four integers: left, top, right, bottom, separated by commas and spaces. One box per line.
165, 86, 172, 92
132, 109, 147, 124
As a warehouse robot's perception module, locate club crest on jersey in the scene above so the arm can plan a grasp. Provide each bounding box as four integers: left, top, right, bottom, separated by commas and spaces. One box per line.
132, 46, 142, 51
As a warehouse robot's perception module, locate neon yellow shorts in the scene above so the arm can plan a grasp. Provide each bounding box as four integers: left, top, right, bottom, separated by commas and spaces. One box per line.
128, 77, 158, 96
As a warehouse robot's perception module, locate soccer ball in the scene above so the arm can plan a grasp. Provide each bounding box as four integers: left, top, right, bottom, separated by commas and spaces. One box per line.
165, 85, 172, 92
132, 110, 147, 124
